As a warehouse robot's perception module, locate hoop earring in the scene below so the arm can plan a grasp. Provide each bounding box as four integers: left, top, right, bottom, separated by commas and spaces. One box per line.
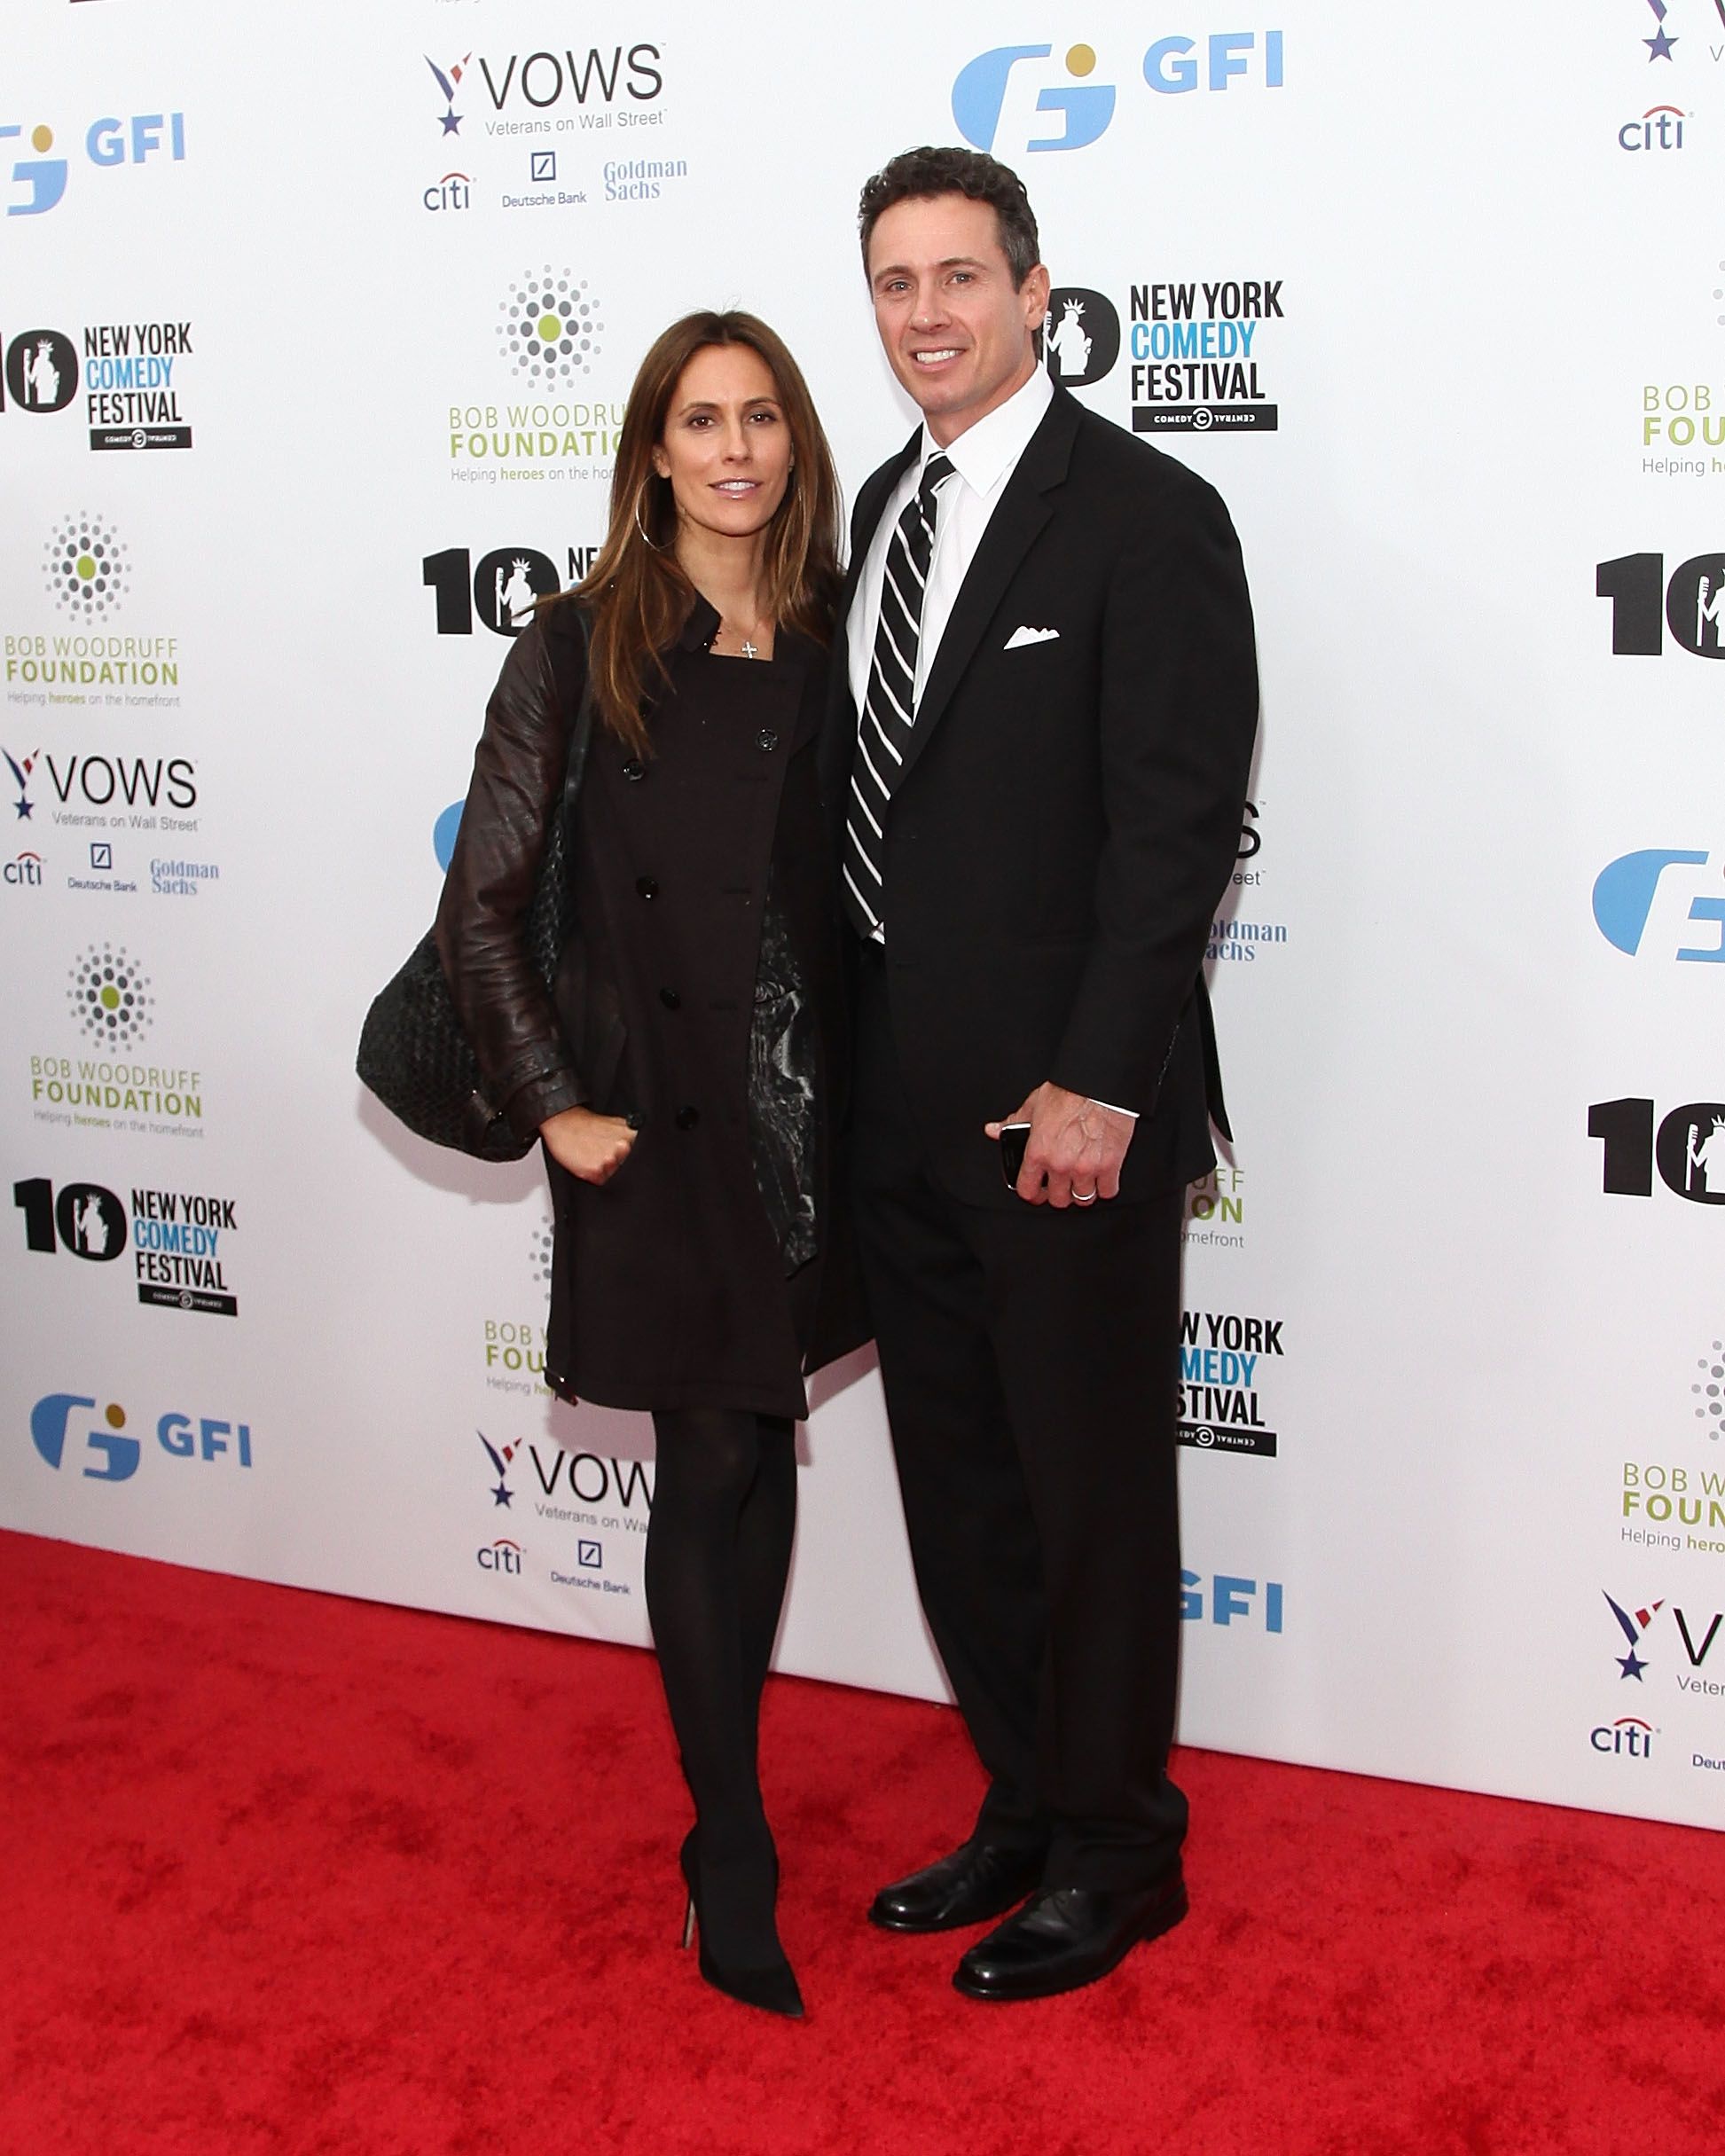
633, 479, 665, 551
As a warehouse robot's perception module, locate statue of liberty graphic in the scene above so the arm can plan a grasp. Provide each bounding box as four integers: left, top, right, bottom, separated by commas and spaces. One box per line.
1046, 298, 1093, 380
73, 1194, 112, 1257
1697, 575, 1725, 655
496, 558, 539, 631
22, 339, 60, 409
1689, 1115, 1725, 1198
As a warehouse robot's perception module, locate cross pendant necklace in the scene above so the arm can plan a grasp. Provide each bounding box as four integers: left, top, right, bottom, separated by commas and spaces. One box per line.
740, 639, 758, 659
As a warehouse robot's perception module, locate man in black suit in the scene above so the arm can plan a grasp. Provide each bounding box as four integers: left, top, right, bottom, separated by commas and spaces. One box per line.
822, 146, 1258, 2001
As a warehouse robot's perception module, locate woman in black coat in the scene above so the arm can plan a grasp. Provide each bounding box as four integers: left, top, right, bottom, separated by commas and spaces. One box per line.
435, 312, 866, 2018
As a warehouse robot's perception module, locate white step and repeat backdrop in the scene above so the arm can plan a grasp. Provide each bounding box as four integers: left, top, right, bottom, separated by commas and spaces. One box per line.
4, 2, 1721, 1832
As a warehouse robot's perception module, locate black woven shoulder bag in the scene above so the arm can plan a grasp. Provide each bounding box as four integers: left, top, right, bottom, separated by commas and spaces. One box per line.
356, 608, 594, 1162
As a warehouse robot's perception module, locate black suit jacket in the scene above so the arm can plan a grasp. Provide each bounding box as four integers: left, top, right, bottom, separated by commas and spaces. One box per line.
820, 384, 1259, 1209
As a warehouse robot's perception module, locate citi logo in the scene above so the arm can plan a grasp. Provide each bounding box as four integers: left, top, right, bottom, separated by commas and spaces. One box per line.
1590, 1715, 1655, 1758
953, 32, 1283, 155
1592, 849, 1725, 963
30, 1392, 253, 1484
476, 1538, 522, 1573
423, 171, 471, 213
1619, 104, 1686, 151
5, 849, 43, 887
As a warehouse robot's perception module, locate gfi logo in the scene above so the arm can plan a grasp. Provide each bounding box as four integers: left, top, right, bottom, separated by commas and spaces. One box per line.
2, 113, 185, 216
30, 1392, 253, 1483
1592, 850, 1725, 962
953, 32, 1282, 155
1179, 1570, 1284, 1629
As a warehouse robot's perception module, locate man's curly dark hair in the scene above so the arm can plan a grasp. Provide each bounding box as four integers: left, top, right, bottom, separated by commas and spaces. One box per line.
858, 145, 1042, 289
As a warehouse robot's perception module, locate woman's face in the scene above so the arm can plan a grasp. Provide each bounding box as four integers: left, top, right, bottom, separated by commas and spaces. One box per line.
651, 343, 792, 545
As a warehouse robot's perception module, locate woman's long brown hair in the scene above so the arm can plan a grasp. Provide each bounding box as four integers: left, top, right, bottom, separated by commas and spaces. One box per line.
571, 310, 843, 755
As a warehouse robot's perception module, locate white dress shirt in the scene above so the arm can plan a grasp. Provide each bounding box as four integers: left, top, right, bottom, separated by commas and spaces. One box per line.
846, 362, 1053, 717
844, 364, 1135, 1120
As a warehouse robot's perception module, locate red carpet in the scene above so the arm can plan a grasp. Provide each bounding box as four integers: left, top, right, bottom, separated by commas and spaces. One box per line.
1, 1529, 1719, 2156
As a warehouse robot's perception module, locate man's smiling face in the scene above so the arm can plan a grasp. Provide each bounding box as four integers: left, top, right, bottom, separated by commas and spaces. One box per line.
866, 192, 1049, 446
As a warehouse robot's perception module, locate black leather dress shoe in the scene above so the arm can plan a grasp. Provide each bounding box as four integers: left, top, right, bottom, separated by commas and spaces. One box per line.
867, 1839, 1047, 1933
952, 1870, 1188, 2000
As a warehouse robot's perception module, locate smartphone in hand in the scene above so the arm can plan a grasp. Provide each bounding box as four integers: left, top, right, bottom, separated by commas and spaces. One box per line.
999, 1120, 1032, 1189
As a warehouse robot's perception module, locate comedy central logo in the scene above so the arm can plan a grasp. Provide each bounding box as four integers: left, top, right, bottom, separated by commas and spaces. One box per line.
66, 941, 153, 1047
43, 513, 129, 619
496, 270, 603, 386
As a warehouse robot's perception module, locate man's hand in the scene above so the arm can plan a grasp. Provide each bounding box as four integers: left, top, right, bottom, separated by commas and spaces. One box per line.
540, 1104, 637, 1185
985, 1083, 1134, 1207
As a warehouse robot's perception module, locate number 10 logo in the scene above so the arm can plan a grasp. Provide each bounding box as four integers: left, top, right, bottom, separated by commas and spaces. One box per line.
1596, 553, 1725, 657
1589, 1098, 1725, 1203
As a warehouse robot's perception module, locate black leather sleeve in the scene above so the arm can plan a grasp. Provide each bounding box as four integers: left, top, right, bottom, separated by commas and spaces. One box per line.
434, 620, 587, 1138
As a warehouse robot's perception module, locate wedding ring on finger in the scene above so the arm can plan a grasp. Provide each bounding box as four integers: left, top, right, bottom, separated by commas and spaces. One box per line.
1072, 1188, 1099, 1205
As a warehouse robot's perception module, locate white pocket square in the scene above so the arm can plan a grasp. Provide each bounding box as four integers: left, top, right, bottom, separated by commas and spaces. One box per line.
1005, 624, 1060, 649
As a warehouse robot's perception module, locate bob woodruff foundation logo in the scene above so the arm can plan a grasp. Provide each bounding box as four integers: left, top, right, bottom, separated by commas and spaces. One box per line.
43, 513, 128, 619
67, 942, 153, 1047
496, 270, 603, 384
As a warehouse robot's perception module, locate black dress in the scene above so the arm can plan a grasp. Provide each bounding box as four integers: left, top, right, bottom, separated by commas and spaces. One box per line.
540, 600, 859, 1420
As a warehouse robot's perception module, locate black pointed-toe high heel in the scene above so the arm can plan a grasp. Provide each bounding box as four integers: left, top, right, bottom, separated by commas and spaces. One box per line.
678, 1831, 804, 2019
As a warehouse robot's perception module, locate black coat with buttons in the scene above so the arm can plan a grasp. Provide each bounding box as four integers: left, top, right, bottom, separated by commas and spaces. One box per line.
437, 594, 866, 1421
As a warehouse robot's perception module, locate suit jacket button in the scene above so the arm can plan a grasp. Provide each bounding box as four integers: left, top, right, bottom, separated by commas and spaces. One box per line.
675, 1104, 700, 1131
622, 758, 646, 782
659, 986, 681, 1010
635, 875, 659, 899
757, 727, 778, 753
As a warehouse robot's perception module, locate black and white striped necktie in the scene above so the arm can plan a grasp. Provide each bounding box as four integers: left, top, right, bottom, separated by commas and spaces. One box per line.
843, 452, 955, 939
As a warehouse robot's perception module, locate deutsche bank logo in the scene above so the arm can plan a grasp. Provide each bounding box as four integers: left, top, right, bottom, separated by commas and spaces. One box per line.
953, 32, 1283, 154
1592, 849, 1725, 962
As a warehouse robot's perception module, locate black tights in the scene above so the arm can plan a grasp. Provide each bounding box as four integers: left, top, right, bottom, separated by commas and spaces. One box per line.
645, 1407, 796, 1967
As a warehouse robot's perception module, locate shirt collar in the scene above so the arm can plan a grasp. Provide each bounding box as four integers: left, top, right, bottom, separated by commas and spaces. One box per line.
919, 364, 1053, 501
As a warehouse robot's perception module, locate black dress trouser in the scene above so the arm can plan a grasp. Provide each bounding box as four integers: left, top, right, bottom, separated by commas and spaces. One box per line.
851, 955, 1188, 1893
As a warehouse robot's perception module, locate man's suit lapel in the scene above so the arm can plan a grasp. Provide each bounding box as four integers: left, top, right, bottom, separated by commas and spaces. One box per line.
896, 388, 1082, 793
